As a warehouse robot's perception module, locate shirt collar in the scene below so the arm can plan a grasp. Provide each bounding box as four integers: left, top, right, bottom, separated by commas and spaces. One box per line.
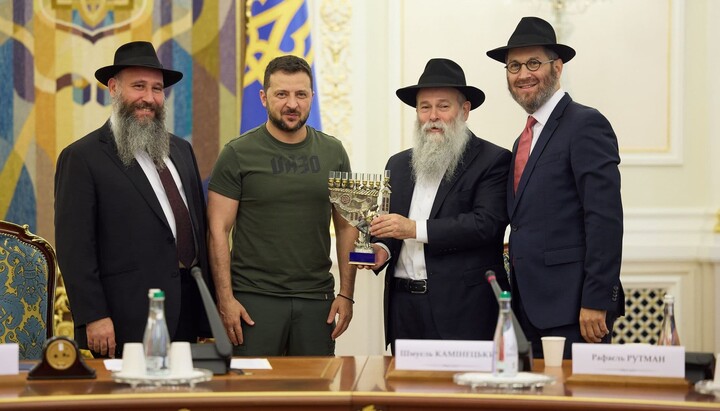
531, 88, 565, 126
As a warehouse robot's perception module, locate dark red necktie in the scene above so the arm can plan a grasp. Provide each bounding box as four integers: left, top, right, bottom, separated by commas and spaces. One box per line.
157, 165, 195, 268
513, 116, 537, 193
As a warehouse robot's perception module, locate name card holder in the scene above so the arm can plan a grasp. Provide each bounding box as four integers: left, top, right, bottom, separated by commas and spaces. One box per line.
387, 339, 494, 380
567, 343, 688, 387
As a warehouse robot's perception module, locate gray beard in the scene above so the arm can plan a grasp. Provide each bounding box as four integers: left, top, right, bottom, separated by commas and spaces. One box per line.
411, 115, 470, 183
508, 64, 560, 114
110, 93, 170, 168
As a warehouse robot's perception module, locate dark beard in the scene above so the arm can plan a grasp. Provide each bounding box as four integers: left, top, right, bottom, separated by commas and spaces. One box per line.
111, 93, 169, 167
268, 108, 308, 132
508, 64, 560, 114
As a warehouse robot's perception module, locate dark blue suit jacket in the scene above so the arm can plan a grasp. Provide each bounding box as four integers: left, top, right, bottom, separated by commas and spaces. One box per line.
54, 121, 211, 352
376, 133, 511, 347
508, 93, 624, 330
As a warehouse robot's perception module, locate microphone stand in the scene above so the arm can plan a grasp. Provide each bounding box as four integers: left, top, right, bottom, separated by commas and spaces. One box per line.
190, 267, 232, 375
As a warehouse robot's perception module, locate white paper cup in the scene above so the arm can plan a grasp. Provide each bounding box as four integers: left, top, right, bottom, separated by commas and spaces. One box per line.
121, 343, 146, 376
541, 336, 566, 367
169, 342, 194, 376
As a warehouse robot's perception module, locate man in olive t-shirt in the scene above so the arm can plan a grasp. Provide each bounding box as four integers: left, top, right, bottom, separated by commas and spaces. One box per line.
207, 55, 358, 356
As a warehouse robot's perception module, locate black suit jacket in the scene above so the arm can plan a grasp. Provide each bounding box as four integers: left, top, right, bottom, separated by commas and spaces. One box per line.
508, 93, 624, 330
376, 133, 511, 347
54, 121, 211, 351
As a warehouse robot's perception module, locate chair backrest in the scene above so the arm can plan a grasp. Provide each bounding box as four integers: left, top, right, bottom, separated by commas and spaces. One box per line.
503, 242, 510, 278
0, 220, 57, 359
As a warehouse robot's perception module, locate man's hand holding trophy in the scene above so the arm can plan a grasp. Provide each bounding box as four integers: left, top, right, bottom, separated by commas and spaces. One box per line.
329, 171, 391, 265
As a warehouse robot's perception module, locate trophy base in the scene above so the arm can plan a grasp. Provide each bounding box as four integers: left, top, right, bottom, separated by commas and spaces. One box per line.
349, 251, 375, 265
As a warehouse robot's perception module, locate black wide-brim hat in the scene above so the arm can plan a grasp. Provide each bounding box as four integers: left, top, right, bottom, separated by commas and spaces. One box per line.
396, 58, 485, 110
95, 41, 183, 87
486, 17, 576, 64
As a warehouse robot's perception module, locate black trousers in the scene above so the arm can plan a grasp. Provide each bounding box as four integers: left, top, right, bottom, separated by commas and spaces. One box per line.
388, 279, 440, 354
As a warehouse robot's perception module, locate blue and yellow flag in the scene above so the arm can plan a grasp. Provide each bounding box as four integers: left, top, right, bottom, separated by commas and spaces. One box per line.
241, 0, 322, 133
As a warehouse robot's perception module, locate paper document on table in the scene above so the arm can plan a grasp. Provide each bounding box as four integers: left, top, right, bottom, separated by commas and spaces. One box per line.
104, 359, 122, 371
230, 358, 272, 369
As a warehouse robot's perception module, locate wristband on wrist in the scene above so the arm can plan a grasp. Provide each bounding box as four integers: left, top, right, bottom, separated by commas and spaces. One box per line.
337, 293, 355, 304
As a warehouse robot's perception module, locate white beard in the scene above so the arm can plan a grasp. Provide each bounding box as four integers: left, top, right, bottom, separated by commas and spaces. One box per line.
411, 114, 470, 183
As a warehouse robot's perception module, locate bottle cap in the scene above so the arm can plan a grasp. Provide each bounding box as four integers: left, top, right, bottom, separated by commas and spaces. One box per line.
663, 294, 674, 303
148, 288, 164, 299
499, 290, 511, 300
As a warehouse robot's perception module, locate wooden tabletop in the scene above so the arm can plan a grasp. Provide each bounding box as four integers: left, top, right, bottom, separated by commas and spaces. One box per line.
0, 356, 717, 411
355, 357, 720, 411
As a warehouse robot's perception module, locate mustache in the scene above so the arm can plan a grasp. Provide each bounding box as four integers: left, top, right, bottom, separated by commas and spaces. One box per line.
134, 101, 159, 112
421, 121, 447, 133
282, 108, 300, 115
514, 79, 537, 87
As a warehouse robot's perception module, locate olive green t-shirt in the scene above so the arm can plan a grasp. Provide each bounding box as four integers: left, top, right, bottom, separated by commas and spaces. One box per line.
208, 124, 351, 299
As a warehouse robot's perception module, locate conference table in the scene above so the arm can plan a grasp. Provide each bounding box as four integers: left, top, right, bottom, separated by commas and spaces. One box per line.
0, 356, 718, 410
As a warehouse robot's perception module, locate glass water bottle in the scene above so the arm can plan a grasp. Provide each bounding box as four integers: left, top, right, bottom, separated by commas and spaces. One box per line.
657, 293, 681, 346
493, 291, 518, 377
142, 288, 171, 375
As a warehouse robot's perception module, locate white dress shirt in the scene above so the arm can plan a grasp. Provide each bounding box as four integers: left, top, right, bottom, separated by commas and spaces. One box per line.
394, 173, 443, 280
528, 88, 565, 153
134, 151, 190, 240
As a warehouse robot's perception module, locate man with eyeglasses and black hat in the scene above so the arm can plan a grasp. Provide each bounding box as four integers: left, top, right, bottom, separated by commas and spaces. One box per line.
487, 17, 624, 359
55, 41, 211, 358
358, 58, 511, 353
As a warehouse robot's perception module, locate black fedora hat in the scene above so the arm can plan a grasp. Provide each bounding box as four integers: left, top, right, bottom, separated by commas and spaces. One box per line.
396, 58, 485, 110
94, 41, 183, 87
486, 17, 575, 63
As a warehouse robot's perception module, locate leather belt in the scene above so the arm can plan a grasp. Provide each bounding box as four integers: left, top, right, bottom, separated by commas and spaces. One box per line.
393, 278, 428, 294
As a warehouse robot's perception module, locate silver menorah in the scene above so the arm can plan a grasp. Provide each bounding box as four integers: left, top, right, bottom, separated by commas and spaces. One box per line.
329, 170, 391, 265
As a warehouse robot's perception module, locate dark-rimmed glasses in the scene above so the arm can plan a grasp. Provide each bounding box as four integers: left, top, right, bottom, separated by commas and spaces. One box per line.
505, 59, 555, 74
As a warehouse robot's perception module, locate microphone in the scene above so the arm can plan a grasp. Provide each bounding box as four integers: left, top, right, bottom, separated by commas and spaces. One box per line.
485, 270, 504, 300
190, 267, 232, 374
485, 270, 533, 371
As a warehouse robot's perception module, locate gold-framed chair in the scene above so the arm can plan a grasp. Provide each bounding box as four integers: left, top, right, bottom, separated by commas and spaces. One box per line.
503, 242, 510, 278
0, 220, 57, 359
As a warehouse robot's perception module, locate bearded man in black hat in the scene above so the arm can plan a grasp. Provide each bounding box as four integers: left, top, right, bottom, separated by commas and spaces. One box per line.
55, 41, 211, 358
358, 58, 511, 352
487, 17, 624, 359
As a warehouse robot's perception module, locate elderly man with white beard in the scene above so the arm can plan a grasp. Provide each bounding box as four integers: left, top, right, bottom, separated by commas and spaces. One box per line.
55, 41, 211, 358
358, 58, 512, 353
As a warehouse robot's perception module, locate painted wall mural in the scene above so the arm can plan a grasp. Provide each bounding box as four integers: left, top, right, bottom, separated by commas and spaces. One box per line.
0, 0, 240, 243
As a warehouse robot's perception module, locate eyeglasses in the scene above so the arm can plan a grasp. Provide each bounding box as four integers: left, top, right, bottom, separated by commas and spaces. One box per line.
505, 59, 555, 74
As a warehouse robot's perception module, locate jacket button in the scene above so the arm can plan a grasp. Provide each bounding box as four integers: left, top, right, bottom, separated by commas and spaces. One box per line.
511, 225, 518, 232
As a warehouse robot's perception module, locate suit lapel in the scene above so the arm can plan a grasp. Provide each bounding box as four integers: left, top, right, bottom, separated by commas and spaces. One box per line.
98, 121, 171, 229
395, 153, 415, 218
509, 94, 572, 218
430, 136, 481, 218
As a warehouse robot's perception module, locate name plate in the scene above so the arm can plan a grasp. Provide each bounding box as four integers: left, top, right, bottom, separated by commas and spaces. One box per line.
572, 343, 685, 378
0, 344, 19, 375
395, 339, 494, 371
